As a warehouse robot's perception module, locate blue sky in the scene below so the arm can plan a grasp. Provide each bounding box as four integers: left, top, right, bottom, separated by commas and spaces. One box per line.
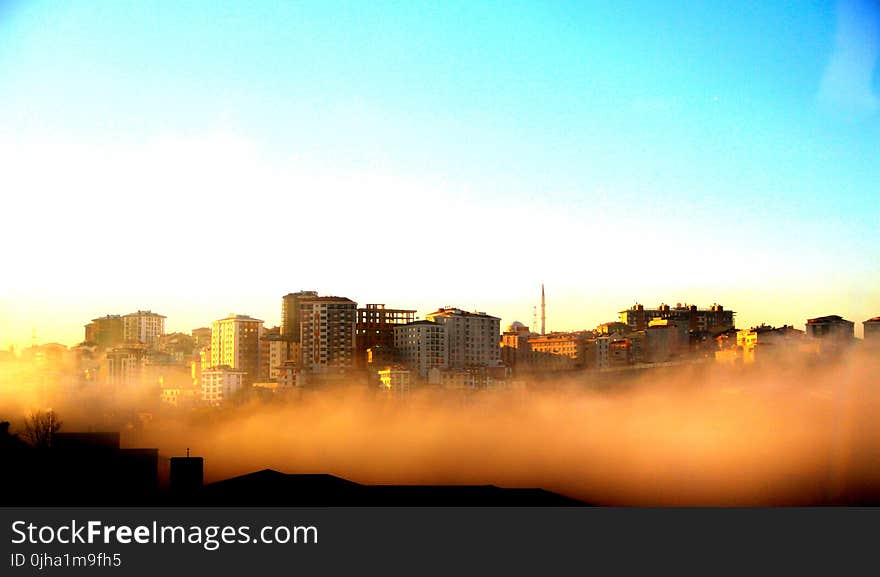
1, 0, 878, 346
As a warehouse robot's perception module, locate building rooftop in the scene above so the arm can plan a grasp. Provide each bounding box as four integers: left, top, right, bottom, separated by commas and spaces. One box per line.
864, 317, 880, 323
806, 315, 851, 324
124, 310, 166, 318
218, 314, 263, 322
427, 307, 500, 320
302, 296, 356, 303
619, 303, 732, 314
398, 320, 442, 327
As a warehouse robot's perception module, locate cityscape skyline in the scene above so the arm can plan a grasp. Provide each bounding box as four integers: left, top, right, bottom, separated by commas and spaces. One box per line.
2, 285, 879, 352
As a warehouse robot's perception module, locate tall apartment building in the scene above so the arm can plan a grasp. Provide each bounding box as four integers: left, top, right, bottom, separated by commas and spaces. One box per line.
805, 315, 854, 341
619, 303, 734, 333
864, 317, 880, 344
123, 310, 166, 345
281, 291, 319, 343
356, 304, 416, 368
210, 314, 264, 384
84, 315, 124, 350
424, 307, 501, 369
299, 296, 357, 373
394, 320, 448, 378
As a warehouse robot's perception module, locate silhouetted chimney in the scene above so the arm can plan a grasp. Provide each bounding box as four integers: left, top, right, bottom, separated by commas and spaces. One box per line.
170, 452, 204, 498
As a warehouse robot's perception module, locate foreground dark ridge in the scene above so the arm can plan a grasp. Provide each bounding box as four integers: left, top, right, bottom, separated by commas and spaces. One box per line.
192, 469, 588, 507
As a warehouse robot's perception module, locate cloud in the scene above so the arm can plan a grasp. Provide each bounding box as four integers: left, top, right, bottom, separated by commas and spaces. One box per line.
817, 0, 880, 117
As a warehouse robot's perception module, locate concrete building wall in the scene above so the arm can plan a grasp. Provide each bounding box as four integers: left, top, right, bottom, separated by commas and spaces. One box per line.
394, 321, 448, 378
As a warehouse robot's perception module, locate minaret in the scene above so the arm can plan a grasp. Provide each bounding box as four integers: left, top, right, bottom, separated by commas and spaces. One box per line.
541, 284, 546, 335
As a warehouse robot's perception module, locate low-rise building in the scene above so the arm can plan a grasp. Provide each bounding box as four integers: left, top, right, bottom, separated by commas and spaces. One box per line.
277, 361, 304, 388
378, 367, 412, 395
736, 325, 805, 363
526, 331, 593, 371
501, 321, 535, 369
201, 366, 247, 405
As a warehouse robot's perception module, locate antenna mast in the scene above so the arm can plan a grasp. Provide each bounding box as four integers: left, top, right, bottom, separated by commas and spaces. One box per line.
541, 284, 546, 335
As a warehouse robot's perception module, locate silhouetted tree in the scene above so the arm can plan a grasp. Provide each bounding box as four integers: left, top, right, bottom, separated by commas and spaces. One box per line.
22, 410, 62, 448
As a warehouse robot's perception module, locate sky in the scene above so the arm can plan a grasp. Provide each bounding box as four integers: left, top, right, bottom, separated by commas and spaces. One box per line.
0, 0, 878, 349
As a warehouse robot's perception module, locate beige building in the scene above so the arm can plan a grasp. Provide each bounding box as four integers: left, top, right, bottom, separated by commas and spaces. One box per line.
260, 331, 294, 381
123, 310, 166, 345
210, 314, 264, 384
394, 320, 448, 378
201, 366, 247, 405
425, 307, 501, 369
527, 331, 593, 371
500, 321, 535, 369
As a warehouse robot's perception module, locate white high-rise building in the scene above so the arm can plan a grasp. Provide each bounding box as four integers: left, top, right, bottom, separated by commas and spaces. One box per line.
394, 321, 448, 378
123, 310, 166, 345
424, 307, 501, 369
201, 366, 247, 405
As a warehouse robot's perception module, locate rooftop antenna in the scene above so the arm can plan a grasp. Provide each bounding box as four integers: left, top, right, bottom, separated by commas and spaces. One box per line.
541, 283, 546, 335
186, 447, 190, 458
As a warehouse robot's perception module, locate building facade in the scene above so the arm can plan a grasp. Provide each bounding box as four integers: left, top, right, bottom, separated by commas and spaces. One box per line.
424, 307, 501, 369
85, 315, 124, 350
201, 366, 247, 405
864, 317, 880, 344
526, 331, 593, 371
280, 291, 319, 343
260, 331, 295, 381
619, 303, 734, 333
805, 315, 854, 342
210, 314, 264, 384
378, 367, 412, 395
356, 304, 416, 368
299, 296, 357, 373
394, 320, 448, 378
123, 310, 166, 345
501, 321, 534, 369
